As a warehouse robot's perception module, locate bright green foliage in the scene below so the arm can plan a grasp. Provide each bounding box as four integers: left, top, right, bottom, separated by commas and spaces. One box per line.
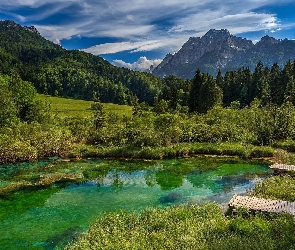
0, 78, 18, 127
0, 73, 75, 163
0, 73, 50, 127
153, 99, 169, 114
252, 175, 295, 201
43, 93, 295, 152
91, 98, 106, 130
0, 123, 73, 163
66, 203, 295, 250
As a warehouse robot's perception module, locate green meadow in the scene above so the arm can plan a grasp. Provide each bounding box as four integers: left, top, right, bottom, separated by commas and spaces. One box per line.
38, 94, 133, 118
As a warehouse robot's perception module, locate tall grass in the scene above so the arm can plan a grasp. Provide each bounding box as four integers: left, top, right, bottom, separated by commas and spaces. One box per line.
251, 175, 295, 201
274, 149, 295, 165
66, 203, 295, 250
68, 142, 275, 160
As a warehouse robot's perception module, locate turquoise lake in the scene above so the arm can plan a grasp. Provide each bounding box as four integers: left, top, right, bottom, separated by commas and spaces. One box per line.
0, 157, 273, 249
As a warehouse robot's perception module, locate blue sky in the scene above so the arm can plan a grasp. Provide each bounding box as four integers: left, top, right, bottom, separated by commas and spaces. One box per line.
1, 0, 295, 71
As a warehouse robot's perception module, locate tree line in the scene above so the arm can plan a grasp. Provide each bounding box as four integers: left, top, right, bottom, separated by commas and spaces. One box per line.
162, 60, 295, 114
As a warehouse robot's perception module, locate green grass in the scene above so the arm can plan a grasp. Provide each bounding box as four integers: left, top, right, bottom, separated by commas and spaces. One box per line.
68, 142, 275, 160
38, 94, 133, 117
66, 203, 295, 250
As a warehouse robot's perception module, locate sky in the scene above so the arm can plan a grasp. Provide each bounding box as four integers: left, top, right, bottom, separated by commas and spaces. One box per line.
1, 0, 295, 71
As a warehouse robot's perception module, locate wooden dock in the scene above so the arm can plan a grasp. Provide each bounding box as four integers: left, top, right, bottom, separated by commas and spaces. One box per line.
269, 163, 295, 172
228, 194, 295, 216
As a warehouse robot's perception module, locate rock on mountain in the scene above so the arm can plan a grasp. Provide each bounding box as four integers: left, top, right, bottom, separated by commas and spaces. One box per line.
152, 29, 295, 79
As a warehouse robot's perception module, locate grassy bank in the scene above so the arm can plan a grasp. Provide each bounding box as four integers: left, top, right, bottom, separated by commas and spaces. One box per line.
66, 203, 295, 250
68, 142, 275, 160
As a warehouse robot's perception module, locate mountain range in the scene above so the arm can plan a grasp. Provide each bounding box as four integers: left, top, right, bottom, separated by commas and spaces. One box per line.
152, 29, 295, 79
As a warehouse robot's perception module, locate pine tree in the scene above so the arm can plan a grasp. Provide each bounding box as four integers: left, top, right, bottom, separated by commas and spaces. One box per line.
189, 69, 202, 112
198, 73, 222, 113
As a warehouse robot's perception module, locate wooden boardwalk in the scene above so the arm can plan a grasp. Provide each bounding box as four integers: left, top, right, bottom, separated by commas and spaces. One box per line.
269, 163, 295, 172
228, 194, 295, 216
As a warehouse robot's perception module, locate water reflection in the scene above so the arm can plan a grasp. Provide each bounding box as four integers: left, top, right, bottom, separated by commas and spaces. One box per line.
0, 157, 272, 250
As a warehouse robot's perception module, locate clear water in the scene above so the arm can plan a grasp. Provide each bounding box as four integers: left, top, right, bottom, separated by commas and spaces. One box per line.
0, 157, 272, 249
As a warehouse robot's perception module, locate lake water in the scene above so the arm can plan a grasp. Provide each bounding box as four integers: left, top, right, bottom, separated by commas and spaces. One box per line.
0, 157, 272, 249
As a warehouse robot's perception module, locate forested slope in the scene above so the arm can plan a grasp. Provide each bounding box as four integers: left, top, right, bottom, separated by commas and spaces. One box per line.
0, 20, 168, 105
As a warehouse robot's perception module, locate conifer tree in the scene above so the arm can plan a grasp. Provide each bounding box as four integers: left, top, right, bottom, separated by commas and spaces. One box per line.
189, 69, 202, 112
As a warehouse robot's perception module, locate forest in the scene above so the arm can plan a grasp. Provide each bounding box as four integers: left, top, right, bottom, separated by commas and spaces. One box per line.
2, 59, 295, 163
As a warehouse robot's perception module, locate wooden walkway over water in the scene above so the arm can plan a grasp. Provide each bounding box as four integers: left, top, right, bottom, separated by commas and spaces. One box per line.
269, 163, 295, 172
228, 164, 295, 215
229, 194, 295, 216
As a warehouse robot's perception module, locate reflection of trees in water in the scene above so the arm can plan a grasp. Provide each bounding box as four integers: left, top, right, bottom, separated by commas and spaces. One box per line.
187, 170, 259, 195
186, 171, 220, 193
155, 170, 183, 190
111, 171, 123, 191
215, 175, 250, 193
144, 170, 157, 187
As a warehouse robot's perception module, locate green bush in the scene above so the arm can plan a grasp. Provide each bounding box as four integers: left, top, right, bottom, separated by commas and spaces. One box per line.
0, 123, 74, 163
251, 175, 295, 201
274, 140, 295, 152
66, 203, 295, 250
248, 146, 274, 158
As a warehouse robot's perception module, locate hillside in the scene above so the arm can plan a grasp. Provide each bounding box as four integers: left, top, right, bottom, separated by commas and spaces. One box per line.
0, 20, 172, 105
153, 29, 295, 79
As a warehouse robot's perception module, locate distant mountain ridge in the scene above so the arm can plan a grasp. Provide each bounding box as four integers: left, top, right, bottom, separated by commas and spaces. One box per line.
153, 29, 295, 79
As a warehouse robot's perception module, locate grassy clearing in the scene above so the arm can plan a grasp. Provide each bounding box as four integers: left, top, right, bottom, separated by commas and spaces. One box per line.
66, 203, 295, 250
38, 94, 132, 117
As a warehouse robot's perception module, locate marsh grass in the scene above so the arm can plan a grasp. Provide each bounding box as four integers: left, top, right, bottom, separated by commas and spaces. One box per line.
66, 203, 295, 250
274, 149, 295, 164
251, 175, 295, 201
69, 142, 275, 160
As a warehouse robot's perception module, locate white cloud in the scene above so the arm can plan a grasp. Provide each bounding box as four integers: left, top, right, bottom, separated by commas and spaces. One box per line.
81, 38, 183, 55
2, 0, 295, 58
169, 11, 279, 36
35, 24, 81, 44
112, 57, 162, 72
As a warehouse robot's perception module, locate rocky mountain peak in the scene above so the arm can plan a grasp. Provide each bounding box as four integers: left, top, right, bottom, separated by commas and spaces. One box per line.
258, 35, 279, 45
203, 29, 231, 39
152, 29, 295, 79
152, 29, 254, 78
24, 25, 40, 35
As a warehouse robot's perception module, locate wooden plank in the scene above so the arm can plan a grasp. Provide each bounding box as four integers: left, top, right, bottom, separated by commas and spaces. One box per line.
229, 195, 295, 216
269, 163, 295, 171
